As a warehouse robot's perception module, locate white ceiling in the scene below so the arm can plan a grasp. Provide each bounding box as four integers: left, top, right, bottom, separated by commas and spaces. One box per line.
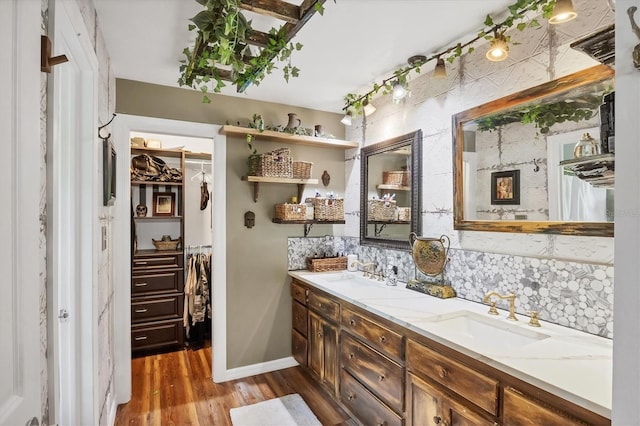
94, 0, 516, 113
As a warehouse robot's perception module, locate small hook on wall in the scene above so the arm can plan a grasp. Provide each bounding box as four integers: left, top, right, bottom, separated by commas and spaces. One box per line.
41, 35, 68, 73
533, 158, 540, 173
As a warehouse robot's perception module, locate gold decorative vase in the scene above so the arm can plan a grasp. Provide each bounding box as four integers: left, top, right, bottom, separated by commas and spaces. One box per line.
407, 233, 456, 299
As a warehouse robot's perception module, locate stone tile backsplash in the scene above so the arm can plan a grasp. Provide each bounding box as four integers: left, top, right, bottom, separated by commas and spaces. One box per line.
288, 237, 613, 339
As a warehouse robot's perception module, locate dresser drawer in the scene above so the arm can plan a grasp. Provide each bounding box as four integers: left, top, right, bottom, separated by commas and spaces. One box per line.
292, 329, 308, 367
503, 387, 590, 426
131, 294, 183, 323
291, 281, 307, 305
132, 270, 184, 295
342, 307, 403, 361
406, 339, 499, 415
292, 300, 308, 336
340, 369, 403, 426
307, 291, 340, 323
131, 319, 184, 351
133, 252, 183, 270
341, 332, 404, 413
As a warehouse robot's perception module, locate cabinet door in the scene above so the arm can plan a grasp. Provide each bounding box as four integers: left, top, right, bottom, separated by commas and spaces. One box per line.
292, 329, 307, 367
445, 395, 496, 426
407, 373, 444, 426
308, 311, 338, 396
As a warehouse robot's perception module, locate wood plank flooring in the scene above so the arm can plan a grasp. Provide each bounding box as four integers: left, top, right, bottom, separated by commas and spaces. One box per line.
115, 344, 355, 425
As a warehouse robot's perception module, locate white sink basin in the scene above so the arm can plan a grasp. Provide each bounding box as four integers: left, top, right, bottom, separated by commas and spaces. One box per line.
422, 310, 550, 351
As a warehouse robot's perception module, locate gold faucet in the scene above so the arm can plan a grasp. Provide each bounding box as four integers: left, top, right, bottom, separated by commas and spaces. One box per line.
483, 291, 518, 321
355, 261, 376, 278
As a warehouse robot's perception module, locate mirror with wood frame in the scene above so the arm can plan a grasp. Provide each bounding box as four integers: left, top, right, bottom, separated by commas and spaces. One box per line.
360, 130, 422, 250
453, 64, 615, 237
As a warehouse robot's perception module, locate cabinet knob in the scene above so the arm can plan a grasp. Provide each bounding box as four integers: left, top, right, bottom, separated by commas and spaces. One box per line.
348, 353, 355, 359
349, 319, 356, 326
317, 332, 323, 338
379, 335, 387, 343
134, 282, 148, 287
433, 416, 442, 424
378, 374, 385, 382
347, 392, 356, 401
439, 368, 448, 378
134, 336, 148, 341
134, 308, 148, 313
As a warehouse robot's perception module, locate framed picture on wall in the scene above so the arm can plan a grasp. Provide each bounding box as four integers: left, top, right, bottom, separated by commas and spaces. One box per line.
153, 192, 175, 216
491, 170, 520, 205
102, 139, 117, 206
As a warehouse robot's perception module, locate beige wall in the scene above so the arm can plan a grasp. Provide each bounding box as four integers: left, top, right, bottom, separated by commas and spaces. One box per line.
116, 80, 346, 368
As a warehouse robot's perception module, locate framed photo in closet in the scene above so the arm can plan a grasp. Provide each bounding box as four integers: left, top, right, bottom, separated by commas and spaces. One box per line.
153, 192, 175, 216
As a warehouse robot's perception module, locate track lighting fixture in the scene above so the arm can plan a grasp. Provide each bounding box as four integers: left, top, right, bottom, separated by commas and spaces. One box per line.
486, 33, 509, 61
392, 81, 408, 103
341, 111, 353, 126
548, 0, 577, 24
433, 57, 447, 79
363, 100, 376, 116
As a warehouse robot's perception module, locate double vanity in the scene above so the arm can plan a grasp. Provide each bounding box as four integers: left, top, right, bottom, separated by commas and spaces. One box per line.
289, 270, 611, 426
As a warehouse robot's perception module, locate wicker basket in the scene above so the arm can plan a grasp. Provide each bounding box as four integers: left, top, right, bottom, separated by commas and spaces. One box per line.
152, 236, 181, 251
293, 161, 313, 179
383, 171, 410, 186
397, 207, 411, 222
306, 256, 348, 272
253, 148, 293, 178
274, 203, 306, 221
368, 199, 397, 221
305, 197, 344, 221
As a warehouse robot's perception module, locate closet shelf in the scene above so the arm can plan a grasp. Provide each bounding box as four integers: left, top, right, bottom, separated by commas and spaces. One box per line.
376, 184, 411, 191
131, 180, 183, 186
131, 146, 184, 158
559, 153, 614, 188
241, 176, 319, 202
134, 216, 183, 220
220, 125, 359, 149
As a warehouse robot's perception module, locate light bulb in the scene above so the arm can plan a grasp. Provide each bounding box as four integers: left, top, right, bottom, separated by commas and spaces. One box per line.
392, 82, 407, 103
486, 36, 509, 62
433, 58, 447, 79
549, 0, 577, 24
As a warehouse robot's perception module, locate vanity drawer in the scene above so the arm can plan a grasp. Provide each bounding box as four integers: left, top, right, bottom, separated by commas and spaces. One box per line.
308, 291, 340, 323
132, 271, 184, 295
342, 307, 403, 361
292, 329, 308, 367
340, 369, 403, 426
341, 332, 404, 413
133, 252, 183, 270
503, 387, 591, 426
131, 294, 183, 323
292, 300, 308, 336
131, 319, 184, 351
406, 339, 499, 415
291, 281, 308, 305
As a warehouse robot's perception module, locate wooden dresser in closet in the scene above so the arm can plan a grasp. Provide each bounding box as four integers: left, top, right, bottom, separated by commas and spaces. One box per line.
131, 249, 185, 354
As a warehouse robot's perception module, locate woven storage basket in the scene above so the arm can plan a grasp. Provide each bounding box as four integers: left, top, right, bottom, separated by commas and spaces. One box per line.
397, 207, 411, 222
274, 203, 306, 221
256, 148, 293, 178
383, 171, 410, 186
152, 237, 181, 251
306, 256, 347, 272
305, 197, 344, 221
293, 161, 313, 179
368, 199, 397, 221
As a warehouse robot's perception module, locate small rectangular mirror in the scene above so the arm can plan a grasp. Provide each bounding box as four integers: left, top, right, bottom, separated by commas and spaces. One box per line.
453, 65, 614, 237
360, 130, 422, 250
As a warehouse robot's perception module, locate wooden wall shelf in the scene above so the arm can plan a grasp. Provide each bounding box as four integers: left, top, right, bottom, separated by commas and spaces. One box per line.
242, 175, 319, 202
131, 180, 183, 186
560, 153, 614, 188
272, 218, 345, 237
376, 184, 411, 191
220, 125, 359, 149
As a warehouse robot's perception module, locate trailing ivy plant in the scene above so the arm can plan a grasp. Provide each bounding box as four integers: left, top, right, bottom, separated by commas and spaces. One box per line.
179, 0, 331, 103
343, 0, 558, 116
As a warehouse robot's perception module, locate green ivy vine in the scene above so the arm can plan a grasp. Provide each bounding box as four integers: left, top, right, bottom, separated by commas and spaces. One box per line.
343, 0, 558, 115
179, 0, 331, 103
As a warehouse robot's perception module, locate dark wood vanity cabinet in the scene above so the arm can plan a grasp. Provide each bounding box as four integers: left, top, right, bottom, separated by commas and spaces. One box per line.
131, 250, 184, 354
289, 279, 610, 426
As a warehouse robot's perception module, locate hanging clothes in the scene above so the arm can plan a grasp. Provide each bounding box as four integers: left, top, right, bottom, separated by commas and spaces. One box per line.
184, 252, 212, 348
200, 181, 210, 210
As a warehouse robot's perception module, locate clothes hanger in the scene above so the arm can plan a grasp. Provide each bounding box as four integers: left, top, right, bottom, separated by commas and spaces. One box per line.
190, 162, 212, 183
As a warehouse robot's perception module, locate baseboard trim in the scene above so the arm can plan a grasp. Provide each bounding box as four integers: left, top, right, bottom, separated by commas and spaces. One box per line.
217, 356, 299, 382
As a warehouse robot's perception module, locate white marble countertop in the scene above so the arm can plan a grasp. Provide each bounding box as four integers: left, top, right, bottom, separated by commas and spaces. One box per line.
289, 270, 612, 419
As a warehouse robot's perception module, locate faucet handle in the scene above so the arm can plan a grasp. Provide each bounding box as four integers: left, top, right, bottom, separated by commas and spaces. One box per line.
528, 311, 541, 327
487, 301, 499, 316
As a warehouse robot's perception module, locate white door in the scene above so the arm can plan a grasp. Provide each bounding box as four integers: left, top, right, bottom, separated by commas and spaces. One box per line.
48, 0, 99, 425
0, 0, 44, 425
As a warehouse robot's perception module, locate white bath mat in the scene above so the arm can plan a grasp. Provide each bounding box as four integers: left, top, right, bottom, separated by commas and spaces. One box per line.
229, 393, 321, 426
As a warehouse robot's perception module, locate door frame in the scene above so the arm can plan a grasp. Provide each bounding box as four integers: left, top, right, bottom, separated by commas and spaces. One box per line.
112, 115, 225, 403
47, 0, 100, 424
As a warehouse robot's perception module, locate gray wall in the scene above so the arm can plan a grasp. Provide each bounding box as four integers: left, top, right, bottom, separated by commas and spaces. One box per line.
116, 79, 345, 368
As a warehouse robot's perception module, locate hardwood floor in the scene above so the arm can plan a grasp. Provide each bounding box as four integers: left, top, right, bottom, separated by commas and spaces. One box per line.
114, 344, 355, 425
